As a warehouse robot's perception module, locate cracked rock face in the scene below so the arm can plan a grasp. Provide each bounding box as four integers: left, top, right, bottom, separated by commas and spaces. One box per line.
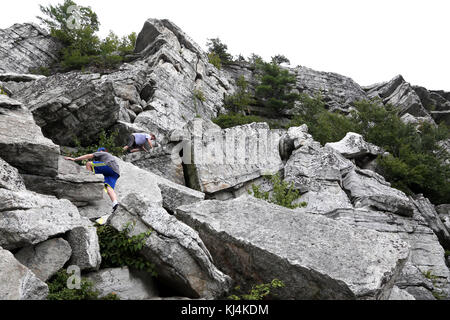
342, 168, 415, 216
184, 119, 284, 195
108, 193, 232, 299
176, 196, 410, 300
0, 100, 60, 177
325, 132, 383, 159
21, 156, 104, 204
0, 23, 62, 74
364, 75, 433, 121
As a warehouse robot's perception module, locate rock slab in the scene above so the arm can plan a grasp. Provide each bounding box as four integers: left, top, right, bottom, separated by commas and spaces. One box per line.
176, 196, 410, 300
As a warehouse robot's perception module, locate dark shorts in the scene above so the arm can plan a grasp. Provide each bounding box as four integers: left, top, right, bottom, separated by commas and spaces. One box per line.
126, 135, 138, 149
91, 162, 120, 189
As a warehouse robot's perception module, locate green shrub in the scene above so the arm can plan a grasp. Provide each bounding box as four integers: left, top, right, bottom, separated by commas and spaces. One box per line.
289, 93, 357, 145
228, 279, 285, 300
223, 76, 255, 114
30, 66, 51, 76
271, 54, 290, 65
206, 38, 233, 64
249, 173, 305, 209
212, 113, 266, 129
63, 129, 124, 159
97, 222, 157, 276
208, 52, 222, 70
46, 269, 119, 300
193, 89, 206, 102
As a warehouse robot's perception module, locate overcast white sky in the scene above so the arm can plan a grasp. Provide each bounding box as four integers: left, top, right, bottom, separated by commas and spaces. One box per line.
2, 0, 449, 90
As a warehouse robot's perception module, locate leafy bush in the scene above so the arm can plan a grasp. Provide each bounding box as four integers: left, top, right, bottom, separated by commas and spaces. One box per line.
212, 113, 266, 129
271, 54, 290, 65
63, 129, 124, 159
223, 76, 255, 114
351, 100, 450, 204
228, 279, 285, 300
97, 222, 157, 276
46, 269, 119, 300
206, 38, 233, 64
208, 52, 222, 70
289, 93, 357, 145
193, 89, 206, 102
249, 173, 305, 209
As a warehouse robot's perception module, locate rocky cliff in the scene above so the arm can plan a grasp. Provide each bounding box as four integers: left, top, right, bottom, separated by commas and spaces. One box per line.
0, 18, 449, 300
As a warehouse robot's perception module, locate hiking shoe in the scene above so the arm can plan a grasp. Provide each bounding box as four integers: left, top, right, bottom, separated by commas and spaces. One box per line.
112, 202, 120, 213
95, 214, 111, 226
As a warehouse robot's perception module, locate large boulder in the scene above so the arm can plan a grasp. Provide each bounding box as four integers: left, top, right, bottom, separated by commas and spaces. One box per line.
283, 132, 354, 213
325, 207, 450, 299
0, 247, 49, 300
85, 267, 158, 300
176, 196, 410, 300
278, 124, 319, 161
108, 193, 232, 299
184, 119, 284, 195
0, 23, 62, 74
0, 188, 86, 250
21, 156, 104, 205
133, 19, 233, 134
342, 168, 415, 216
14, 238, 72, 281
0, 98, 60, 177
325, 132, 383, 159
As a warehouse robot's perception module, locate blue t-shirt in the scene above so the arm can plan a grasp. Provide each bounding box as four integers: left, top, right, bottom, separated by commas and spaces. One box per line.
133, 133, 151, 145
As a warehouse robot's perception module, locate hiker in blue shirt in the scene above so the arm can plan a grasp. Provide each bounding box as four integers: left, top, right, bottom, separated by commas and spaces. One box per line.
123, 132, 156, 153
64, 147, 120, 218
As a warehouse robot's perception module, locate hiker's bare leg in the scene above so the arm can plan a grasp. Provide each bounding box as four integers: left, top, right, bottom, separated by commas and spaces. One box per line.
130, 148, 141, 153
106, 185, 117, 203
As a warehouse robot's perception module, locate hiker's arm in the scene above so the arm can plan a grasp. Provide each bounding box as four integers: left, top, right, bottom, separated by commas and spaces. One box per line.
64, 154, 94, 161
147, 138, 153, 149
